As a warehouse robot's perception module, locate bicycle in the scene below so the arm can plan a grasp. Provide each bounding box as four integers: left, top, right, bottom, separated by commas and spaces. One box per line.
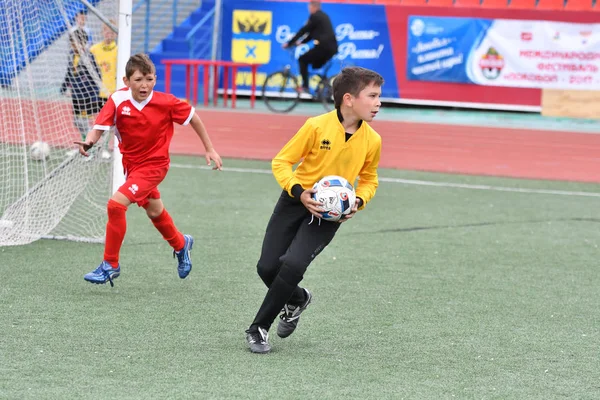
262, 49, 337, 114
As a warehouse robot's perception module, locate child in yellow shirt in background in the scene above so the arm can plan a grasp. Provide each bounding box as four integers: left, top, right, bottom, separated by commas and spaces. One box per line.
90, 21, 117, 160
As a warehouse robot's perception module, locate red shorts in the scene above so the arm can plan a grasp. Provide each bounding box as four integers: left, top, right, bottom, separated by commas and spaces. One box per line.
118, 165, 169, 207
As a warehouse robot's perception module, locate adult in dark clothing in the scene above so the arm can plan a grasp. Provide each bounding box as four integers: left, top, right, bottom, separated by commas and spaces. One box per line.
283, 0, 338, 93
60, 29, 103, 149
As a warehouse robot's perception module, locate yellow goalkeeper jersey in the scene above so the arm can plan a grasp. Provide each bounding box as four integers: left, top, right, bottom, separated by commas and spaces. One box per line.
90, 40, 117, 99
272, 110, 382, 209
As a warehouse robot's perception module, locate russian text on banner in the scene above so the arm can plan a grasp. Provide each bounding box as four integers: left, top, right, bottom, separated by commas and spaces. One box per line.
407, 16, 600, 90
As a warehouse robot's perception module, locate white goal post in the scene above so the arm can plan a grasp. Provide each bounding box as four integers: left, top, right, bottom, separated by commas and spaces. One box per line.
0, 0, 130, 246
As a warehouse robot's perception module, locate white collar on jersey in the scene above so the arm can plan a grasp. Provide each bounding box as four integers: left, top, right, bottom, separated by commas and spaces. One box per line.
128, 89, 153, 111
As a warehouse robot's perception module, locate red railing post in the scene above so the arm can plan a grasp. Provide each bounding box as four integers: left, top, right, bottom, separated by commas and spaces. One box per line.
203, 63, 209, 107
251, 64, 257, 109
231, 66, 237, 109
192, 64, 198, 105
185, 64, 190, 103
164, 63, 172, 93
223, 65, 229, 108
212, 64, 218, 107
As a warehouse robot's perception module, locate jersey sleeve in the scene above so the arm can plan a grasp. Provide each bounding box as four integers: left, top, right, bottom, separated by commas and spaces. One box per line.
272, 118, 317, 197
170, 95, 194, 126
93, 96, 116, 131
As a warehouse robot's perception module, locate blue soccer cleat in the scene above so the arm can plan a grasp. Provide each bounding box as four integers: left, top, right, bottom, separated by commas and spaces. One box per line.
173, 234, 194, 279
84, 261, 120, 287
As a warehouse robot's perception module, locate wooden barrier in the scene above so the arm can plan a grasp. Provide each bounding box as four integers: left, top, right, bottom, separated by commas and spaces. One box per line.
541, 90, 600, 120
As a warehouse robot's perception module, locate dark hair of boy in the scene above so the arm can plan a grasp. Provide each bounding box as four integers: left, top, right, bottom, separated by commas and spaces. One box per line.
332, 66, 384, 109
69, 28, 89, 48
125, 53, 155, 79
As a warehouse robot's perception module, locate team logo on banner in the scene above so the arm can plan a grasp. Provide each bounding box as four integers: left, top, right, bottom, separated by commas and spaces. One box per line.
231, 10, 272, 64
479, 47, 504, 80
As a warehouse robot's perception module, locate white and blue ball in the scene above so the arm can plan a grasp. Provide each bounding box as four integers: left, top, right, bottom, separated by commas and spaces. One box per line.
29, 141, 50, 161
312, 175, 356, 222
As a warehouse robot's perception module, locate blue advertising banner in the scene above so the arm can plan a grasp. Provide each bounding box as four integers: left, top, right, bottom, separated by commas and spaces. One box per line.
220, 0, 399, 98
406, 16, 492, 84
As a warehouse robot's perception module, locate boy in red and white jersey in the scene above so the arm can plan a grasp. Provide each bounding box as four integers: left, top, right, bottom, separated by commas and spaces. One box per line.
75, 53, 222, 286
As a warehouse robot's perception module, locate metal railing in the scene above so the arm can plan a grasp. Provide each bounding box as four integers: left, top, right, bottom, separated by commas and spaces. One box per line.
130, 0, 218, 60
131, 0, 182, 54
185, 6, 215, 59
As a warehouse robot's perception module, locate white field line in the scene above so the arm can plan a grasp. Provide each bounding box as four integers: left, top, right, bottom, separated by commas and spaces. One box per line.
170, 163, 600, 198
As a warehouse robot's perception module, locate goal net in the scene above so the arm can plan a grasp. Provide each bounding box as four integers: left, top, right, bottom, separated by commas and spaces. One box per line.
0, 0, 120, 246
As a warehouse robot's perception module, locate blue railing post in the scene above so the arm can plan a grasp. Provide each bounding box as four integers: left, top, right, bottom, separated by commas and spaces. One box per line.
172, 0, 177, 31
144, 0, 150, 54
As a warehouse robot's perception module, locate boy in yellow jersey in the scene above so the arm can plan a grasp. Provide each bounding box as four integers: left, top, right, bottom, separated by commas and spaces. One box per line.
90, 21, 117, 100
245, 66, 383, 354
90, 21, 117, 159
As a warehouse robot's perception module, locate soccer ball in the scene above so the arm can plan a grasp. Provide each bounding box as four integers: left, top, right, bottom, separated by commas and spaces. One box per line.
312, 175, 356, 222
30, 141, 50, 161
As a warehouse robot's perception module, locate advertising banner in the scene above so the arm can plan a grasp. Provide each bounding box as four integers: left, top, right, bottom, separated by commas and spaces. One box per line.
407, 16, 600, 90
221, 1, 399, 98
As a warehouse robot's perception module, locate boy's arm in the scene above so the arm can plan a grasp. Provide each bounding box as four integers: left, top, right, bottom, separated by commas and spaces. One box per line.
59, 74, 68, 94
60, 62, 72, 94
355, 135, 382, 210
272, 119, 315, 198
189, 113, 222, 170
74, 128, 104, 156
74, 96, 115, 156
89, 53, 102, 79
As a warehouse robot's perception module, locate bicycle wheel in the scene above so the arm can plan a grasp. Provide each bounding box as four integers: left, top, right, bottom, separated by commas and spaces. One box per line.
316, 74, 336, 112
262, 69, 301, 113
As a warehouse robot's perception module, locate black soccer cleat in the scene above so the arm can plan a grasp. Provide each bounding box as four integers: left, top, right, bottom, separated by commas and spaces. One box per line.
246, 327, 271, 354
277, 288, 312, 338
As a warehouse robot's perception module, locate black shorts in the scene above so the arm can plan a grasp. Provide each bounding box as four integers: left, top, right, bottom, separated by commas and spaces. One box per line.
72, 96, 103, 116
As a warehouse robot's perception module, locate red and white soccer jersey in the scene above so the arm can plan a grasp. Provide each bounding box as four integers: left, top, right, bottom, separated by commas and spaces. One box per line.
93, 88, 194, 171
